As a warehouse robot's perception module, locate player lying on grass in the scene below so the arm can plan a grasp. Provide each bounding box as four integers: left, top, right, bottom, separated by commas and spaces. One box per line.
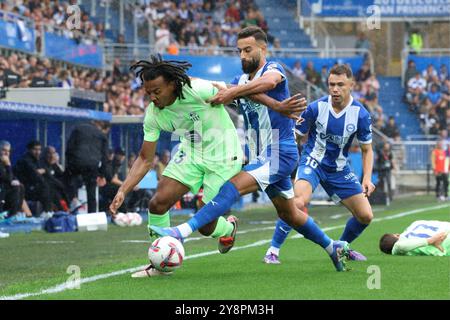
108, 55, 304, 277
263, 64, 375, 264
379, 220, 450, 256
150, 26, 354, 272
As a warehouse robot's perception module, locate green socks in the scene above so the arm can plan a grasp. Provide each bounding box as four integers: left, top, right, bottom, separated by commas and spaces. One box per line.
210, 216, 234, 239
148, 211, 170, 241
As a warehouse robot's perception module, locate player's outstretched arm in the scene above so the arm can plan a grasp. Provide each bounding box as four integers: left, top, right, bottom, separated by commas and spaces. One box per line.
360, 143, 375, 197
208, 72, 283, 105
109, 140, 156, 215
248, 93, 307, 121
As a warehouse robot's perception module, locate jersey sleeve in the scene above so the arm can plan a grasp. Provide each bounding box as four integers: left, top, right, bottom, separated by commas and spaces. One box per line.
263, 62, 286, 82
230, 75, 240, 85
357, 110, 372, 144
143, 106, 160, 142
295, 103, 316, 136
191, 79, 220, 101
392, 238, 428, 255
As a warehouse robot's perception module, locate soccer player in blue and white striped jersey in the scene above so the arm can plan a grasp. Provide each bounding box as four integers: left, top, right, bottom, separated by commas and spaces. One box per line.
264, 64, 376, 264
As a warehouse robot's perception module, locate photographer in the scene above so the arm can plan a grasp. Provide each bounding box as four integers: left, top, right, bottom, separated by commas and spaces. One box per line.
376, 142, 396, 202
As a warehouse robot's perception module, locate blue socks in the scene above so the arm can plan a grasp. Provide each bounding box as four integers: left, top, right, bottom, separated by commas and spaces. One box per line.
293, 216, 332, 249
340, 216, 368, 243
271, 219, 292, 248
187, 181, 240, 232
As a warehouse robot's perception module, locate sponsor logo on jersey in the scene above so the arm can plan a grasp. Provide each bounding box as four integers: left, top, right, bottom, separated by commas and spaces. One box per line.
319, 133, 350, 147
304, 167, 312, 175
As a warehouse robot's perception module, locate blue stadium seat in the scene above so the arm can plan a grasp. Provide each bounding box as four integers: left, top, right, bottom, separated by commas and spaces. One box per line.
255, 0, 313, 48
377, 77, 423, 139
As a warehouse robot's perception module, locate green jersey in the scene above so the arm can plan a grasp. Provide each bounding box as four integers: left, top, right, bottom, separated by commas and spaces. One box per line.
143, 79, 242, 165
392, 220, 450, 256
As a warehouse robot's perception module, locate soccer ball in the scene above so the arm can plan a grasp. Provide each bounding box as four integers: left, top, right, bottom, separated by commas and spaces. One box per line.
114, 212, 143, 227
128, 213, 143, 226
113, 212, 130, 227
148, 236, 185, 272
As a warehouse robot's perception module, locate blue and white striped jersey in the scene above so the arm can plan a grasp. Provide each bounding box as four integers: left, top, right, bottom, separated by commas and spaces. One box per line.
231, 61, 295, 160
296, 95, 372, 172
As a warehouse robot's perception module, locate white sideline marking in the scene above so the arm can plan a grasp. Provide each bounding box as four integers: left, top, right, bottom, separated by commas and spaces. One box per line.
1, 203, 448, 300
33, 241, 75, 244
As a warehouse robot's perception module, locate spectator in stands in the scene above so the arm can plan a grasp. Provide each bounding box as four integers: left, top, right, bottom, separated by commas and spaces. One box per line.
355, 63, 371, 83
354, 31, 370, 55
319, 65, 328, 91
305, 61, 320, 86
431, 140, 449, 201
0, 141, 27, 219
14, 140, 53, 216
40, 146, 68, 211
99, 148, 127, 212
404, 60, 418, 87
425, 83, 443, 113
363, 73, 380, 95
291, 61, 305, 80
439, 64, 448, 84
155, 150, 171, 181
57, 70, 72, 88
408, 29, 423, 54
376, 142, 395, 201
391, 134, 405, 170
65, 121, 109, 213
422, 64, 438, 85
225, 2, 241, 22
406, 72, 427, 113
382, 116, 400, 138
155, 21, 171, 54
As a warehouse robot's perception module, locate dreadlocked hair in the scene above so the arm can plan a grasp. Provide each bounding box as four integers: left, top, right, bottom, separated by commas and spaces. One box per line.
130, 54, 192, 100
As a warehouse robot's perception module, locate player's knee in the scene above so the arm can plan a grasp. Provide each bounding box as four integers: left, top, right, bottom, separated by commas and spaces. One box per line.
148, 196, 169, 215
357, 211, 373, 225
294, 197, 306, 211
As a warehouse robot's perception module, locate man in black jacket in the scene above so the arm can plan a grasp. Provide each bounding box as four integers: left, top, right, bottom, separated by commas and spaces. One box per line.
65, 121, 109, 213
41, 146, 68, 211
0, 141, 25, 218
14, 140, 53, 213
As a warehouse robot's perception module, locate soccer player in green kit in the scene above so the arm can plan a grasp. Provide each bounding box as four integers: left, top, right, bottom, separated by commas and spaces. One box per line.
109, 55, 304, 277
379, 220, 450, 256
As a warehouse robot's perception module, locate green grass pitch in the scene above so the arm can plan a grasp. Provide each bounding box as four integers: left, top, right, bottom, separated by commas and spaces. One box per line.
0, 195, 449, 300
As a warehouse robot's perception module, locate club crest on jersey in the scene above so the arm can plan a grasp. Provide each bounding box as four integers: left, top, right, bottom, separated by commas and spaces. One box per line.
346, 124, 356, 133
189, 112, 200, 122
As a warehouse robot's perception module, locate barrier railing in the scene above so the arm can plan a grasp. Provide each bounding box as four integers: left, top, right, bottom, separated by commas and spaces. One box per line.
103, 43, 373, 72
391, 140, 438, 171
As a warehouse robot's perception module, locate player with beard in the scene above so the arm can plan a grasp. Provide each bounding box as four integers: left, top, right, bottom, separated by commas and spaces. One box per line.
151, 26, 353, 272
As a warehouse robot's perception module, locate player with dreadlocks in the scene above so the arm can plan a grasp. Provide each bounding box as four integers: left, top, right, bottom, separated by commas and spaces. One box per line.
110, 55, 301, 277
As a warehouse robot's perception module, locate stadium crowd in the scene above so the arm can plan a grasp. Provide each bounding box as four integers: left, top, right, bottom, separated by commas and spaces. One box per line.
404, 60, 450, 137
0, 0, 106, 48
0, 129, 172, 220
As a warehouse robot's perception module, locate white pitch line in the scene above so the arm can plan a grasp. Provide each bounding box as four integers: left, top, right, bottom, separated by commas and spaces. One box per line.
1, 203, 448, 300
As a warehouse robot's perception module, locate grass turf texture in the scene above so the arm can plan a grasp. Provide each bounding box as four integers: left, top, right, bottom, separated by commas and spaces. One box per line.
0, 195, 448, 300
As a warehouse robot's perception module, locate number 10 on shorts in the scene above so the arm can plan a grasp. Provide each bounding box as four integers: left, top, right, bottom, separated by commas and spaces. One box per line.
306, 156, 318, 169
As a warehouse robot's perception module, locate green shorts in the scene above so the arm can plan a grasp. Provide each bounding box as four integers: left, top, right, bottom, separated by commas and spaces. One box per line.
162, 149, 243, 203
